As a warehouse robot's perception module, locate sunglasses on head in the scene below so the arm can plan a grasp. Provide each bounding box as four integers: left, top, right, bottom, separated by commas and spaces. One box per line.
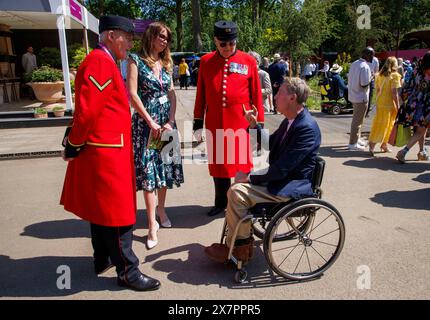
219, 40, 236, 48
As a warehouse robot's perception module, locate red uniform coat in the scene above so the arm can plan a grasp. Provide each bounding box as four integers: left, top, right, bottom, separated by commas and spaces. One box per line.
60, 48, 137, 227
194, 50, 264, 178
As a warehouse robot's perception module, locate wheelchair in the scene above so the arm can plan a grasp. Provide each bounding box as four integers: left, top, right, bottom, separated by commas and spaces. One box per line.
220, 156, 345, 283
318, 71, 353, 115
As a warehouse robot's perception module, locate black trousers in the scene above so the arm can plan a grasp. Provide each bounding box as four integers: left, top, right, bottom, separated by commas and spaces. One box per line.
213, 177, 231, 209
90, 223, 140, 282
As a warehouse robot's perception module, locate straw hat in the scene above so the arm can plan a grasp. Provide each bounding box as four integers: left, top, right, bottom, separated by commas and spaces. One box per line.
330, 63, 343, 73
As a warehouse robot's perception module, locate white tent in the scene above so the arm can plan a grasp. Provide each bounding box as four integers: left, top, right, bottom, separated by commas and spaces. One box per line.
0, 0, 99, 110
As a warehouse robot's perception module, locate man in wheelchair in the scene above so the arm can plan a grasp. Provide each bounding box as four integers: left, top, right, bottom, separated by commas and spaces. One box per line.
205, 77, 322, 265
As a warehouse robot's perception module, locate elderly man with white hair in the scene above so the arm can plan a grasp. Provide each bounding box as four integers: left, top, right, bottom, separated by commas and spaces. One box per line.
248, 51, 273, 113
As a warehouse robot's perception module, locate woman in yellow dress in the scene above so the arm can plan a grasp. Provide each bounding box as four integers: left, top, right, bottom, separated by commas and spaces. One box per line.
368, 57, 402, 155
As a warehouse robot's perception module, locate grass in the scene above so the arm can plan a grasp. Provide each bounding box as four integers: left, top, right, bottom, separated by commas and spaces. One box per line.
306, 77, 321, 111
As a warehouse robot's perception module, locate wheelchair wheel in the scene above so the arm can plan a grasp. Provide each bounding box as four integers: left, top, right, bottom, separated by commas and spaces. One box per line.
252, 213, 310, 241
263, 198, 345, 281
329, 105, 341, 115
234, 269, 248, 283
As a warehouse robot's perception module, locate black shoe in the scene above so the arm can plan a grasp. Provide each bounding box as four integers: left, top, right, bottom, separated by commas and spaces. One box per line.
207, 206, 226, 217
117, 274, 161, 291
94, 260, 114, 275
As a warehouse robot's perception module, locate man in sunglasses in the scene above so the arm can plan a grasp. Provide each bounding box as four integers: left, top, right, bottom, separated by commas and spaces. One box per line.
193, 20, 264, 217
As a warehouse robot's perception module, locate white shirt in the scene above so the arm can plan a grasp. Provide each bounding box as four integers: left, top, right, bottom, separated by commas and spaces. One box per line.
347, 58, 372, 103
22, 52, 37, 74
303, 63, 315, 76
368, 56, 379, 76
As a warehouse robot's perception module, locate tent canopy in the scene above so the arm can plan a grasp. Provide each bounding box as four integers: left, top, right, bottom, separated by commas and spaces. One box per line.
0, 0, 99, 34
0, 0, 99, 110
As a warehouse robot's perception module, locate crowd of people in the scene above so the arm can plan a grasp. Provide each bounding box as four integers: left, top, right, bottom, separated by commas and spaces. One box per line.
343, 47, 429, 163
58, 14, 429, 292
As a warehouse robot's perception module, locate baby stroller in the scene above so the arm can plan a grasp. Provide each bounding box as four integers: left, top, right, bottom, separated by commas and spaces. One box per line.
319, 71, 353, 115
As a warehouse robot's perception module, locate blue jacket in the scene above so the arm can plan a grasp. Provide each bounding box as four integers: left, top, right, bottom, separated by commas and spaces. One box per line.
331, 73, 348, 98
250, 108, 321, 198
268, 62, 287, 86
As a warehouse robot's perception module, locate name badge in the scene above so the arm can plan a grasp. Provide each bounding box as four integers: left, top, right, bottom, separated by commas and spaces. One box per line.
229, 62, 248, 75
159, 95, 168, 104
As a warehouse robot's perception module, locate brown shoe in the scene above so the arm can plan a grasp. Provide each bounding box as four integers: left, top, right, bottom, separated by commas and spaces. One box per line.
233, 239, 255, 265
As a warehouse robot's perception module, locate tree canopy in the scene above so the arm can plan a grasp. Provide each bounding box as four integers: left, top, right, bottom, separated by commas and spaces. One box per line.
84, 0, 430, 61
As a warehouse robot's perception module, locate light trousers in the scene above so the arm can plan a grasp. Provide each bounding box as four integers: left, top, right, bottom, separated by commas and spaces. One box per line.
225, 183, 290, 247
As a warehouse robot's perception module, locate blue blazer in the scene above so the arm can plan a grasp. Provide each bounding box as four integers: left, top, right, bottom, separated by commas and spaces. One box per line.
250, 108, 321, 198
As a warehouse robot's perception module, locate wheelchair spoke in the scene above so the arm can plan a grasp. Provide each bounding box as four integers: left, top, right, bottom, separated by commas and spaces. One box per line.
293, 247, 306, 274
272, 241, 303, 253
312, 239, 338, 247
277, 241, 301, 268
305, 247, 312, 273
312, 228, 340, 241
309, 244, 328, 263
308, 212, 332, 236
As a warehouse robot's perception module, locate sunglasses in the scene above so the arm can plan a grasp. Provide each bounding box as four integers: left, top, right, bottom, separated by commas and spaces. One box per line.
158, 33, 169, 42
219, 40, 236, 48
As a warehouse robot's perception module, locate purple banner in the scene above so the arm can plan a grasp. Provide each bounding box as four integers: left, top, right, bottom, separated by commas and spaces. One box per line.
133, 19, 153, 33
69, 0, 82, 21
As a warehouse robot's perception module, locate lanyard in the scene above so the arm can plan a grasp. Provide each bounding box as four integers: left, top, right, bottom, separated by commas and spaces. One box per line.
98, 43, 115, 62
98, 43, 131, 101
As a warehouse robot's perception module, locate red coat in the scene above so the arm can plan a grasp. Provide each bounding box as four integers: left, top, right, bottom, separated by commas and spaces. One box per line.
60, 48, 137, 227
194, 50, 264, 178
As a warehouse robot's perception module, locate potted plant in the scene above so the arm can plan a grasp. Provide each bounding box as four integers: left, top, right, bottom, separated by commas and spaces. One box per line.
27, 66, 64, 103
34, 107, 48, 119
52, 105, 66, 117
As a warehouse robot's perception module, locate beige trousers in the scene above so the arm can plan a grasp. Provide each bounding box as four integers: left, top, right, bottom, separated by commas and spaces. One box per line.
225, 183, 290, 247
349, 102, 368, 144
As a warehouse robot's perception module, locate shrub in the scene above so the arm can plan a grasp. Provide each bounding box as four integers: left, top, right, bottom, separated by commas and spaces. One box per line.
39, 47, 62, 68
68, 43, 88, 69
34, 107, 48, 114
29, 66, 63, 82
53, 105, 65, 111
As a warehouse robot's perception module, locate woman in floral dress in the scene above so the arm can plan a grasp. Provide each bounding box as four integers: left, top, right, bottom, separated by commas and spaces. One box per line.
396, 52, 430, 163
127, 22, 184, 249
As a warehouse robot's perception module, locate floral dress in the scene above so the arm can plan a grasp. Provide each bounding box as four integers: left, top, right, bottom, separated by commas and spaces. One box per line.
130, 53, 184, 192
399, 68, 430, 128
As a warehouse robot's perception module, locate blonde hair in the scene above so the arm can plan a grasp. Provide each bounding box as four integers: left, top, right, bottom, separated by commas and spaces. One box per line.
139, 22, 173, 72
379, 56, 398, 77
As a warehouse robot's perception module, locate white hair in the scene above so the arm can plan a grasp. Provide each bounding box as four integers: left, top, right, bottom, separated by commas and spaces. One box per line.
248, 51, 261, 65
99, 30, 109, 43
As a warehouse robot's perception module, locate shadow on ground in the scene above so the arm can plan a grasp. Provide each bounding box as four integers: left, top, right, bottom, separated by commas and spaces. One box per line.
20, 206, 214, 240
371, 188, 430, 211
135, 205, 215, 230
413, 173, 430, 184
144, 242, 318, 289
0, 255, 122, 297
319, 146, 430, 173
